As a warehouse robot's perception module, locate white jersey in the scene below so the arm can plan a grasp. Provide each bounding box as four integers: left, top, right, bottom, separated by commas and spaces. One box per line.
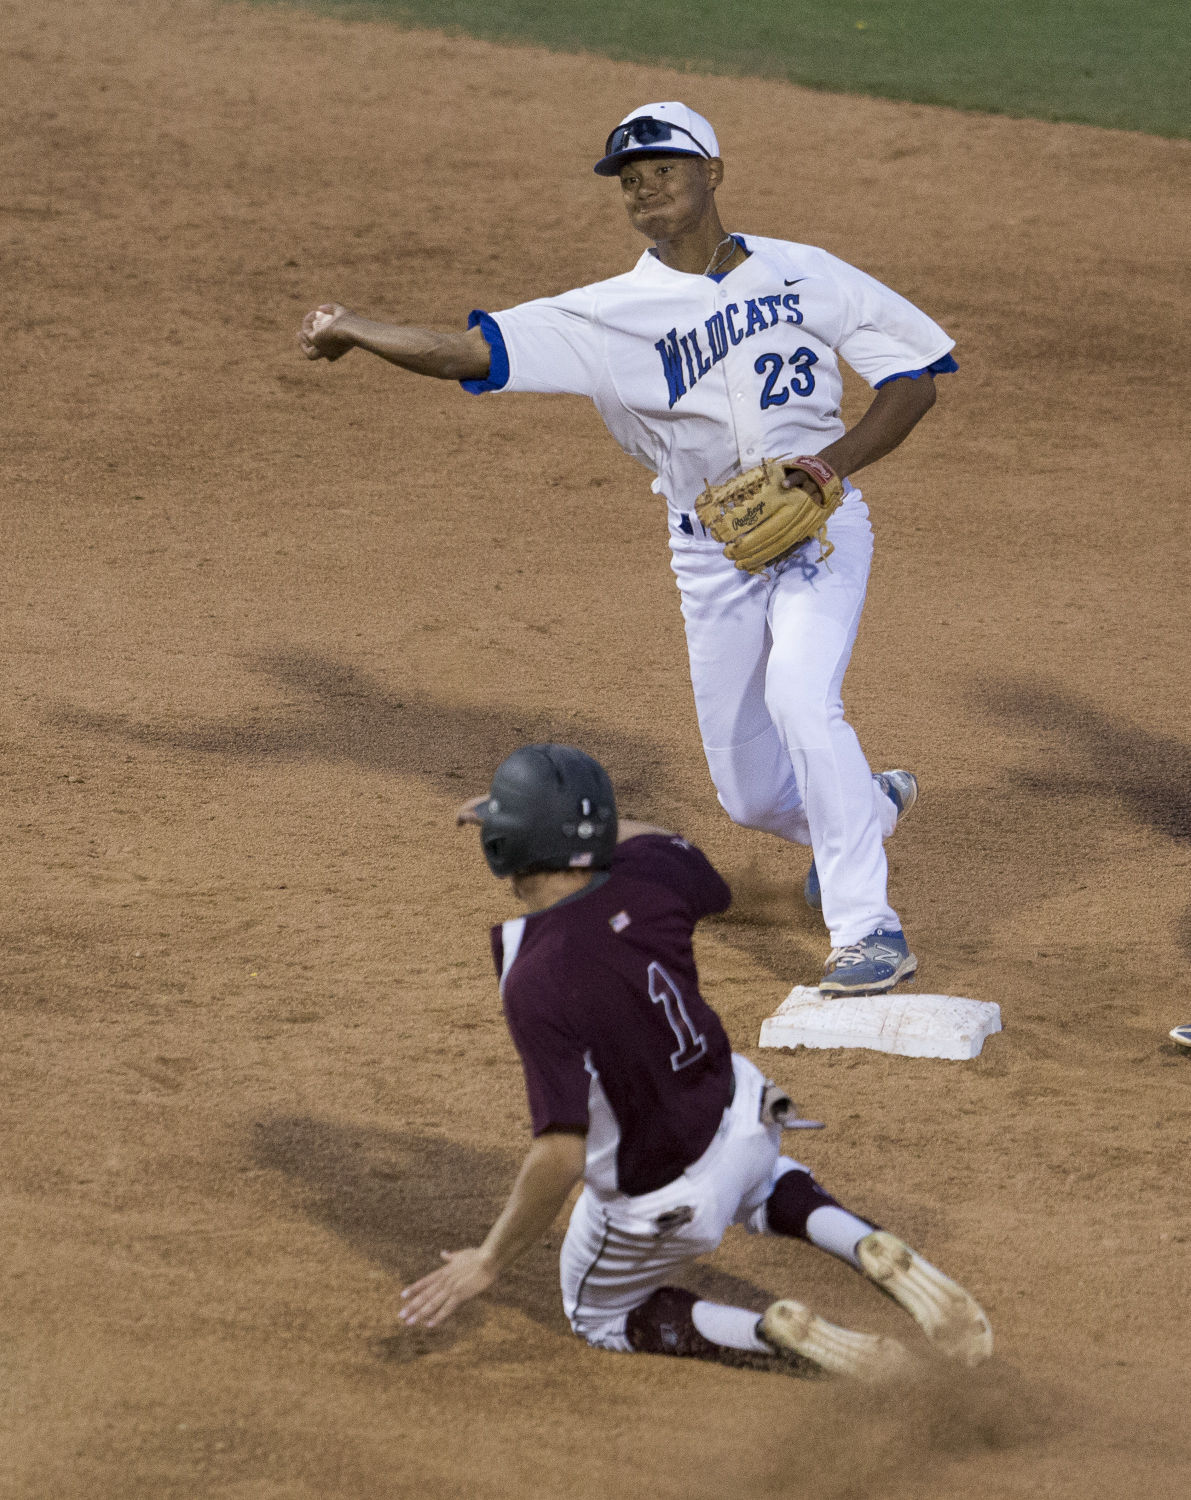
464, 233, 954, 532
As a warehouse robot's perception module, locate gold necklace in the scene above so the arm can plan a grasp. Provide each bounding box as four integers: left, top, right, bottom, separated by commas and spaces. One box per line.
703, 234, 737, 276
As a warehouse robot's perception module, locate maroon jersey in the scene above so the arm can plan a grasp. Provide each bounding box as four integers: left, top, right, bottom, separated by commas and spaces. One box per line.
491, 834, 734, 1197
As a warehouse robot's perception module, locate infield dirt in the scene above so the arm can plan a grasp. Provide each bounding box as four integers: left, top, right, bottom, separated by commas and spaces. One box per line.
4, 2, 1190, 1496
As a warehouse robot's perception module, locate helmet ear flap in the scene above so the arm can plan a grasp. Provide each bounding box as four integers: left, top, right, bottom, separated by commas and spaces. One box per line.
480, 816, 528, 878
480, 829, 506, 877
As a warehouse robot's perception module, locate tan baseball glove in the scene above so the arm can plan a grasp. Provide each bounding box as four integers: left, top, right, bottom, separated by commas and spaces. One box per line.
694, 455, 845, 574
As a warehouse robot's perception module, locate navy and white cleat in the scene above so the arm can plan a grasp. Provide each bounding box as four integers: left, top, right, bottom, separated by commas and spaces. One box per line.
804, 770, 918, 913
1170, 1025, 1191, 1050
803, 858, 822, 912
874, 768, 919, 821
819, 927, 917, 996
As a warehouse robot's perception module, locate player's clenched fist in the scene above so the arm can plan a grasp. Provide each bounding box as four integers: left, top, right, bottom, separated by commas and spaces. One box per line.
298, 303, 353, 361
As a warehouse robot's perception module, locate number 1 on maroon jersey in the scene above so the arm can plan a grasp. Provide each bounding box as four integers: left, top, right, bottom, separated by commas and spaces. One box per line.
647, 962, 710, 1072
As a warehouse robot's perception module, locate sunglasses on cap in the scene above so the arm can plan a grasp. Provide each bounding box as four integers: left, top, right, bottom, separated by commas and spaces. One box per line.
603, 116, 711, 160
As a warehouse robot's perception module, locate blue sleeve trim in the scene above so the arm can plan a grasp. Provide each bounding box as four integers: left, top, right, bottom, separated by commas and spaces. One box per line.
874, 352, 958, 389
460, 310, 510, 394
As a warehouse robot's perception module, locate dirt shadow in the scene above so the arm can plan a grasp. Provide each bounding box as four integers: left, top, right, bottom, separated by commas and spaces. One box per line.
252, 1115, 564, 1348
55, 647, 671, 808
983, 679, 1191, 845
253, 1114, 789, 1357
704, 862, 825, 984
982, 677, 1191, 957
57, 647, 825, 978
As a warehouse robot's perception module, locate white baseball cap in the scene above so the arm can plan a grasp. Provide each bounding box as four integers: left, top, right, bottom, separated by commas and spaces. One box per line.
593, 102, 720, 177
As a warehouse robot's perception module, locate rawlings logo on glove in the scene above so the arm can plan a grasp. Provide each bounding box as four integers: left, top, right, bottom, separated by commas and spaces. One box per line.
695, 455, 845, 574
731, 501, 767, 532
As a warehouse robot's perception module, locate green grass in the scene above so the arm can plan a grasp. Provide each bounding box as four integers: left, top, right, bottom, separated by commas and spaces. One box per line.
265, 0, 1190, 138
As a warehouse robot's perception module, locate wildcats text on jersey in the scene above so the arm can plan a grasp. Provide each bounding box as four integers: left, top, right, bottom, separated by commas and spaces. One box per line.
654, 291, 805, 409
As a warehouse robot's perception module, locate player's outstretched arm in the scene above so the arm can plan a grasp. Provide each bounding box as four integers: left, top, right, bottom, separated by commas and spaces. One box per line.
808, 372, 938, 483
398, 1130, 586, 1328
298, 303, 491, 381
455, 794, 487, 826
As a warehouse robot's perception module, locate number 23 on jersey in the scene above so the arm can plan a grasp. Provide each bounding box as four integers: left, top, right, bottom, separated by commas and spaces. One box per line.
755, 347, 818, 407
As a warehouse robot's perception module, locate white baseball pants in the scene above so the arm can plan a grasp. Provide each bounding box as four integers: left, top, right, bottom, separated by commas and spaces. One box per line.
669, 490, 899, 947
560, 1055, 805, 1351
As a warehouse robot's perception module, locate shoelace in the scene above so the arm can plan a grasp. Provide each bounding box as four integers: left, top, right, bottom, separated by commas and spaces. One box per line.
825, 940, 869, 968
827, 935, 903, 970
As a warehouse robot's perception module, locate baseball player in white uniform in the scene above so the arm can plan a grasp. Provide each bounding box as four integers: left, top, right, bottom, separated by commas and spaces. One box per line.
299, 102, 957, 995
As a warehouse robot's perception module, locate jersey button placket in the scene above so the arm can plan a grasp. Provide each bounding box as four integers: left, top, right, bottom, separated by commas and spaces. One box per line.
709, 289, 747, 466
724, 341, 762, 467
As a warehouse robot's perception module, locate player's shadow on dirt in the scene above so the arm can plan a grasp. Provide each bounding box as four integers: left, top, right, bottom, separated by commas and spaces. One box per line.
252, 1115, 554, 1350
704, 866, 824, 983
58, 647, 672, 810
984, 680, 1191, 844
252, 1114, 781, 1355
983, 678, 1191, 953
58, 646, 818, 980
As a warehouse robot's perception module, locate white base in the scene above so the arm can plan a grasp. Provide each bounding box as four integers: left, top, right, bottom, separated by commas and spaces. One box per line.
758, 986, 1002, 1061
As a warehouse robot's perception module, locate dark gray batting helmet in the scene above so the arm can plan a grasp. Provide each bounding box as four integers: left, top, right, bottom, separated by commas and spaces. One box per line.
477, 744, 618, 878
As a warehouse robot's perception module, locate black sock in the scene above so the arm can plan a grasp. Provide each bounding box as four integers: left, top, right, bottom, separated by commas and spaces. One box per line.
764, 1167, 842, 1238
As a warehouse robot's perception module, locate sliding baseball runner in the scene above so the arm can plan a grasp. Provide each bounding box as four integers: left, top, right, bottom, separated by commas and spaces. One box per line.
397, 745, 991, 1376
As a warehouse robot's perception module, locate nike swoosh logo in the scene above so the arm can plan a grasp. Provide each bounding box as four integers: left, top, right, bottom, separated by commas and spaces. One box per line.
783, 278, 805, 286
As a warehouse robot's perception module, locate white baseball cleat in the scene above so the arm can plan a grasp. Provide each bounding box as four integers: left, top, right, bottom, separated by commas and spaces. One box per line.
1170, 1025, 1191, 1049
759, 1299, 912, 1381
857, 1231, 993, 1367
